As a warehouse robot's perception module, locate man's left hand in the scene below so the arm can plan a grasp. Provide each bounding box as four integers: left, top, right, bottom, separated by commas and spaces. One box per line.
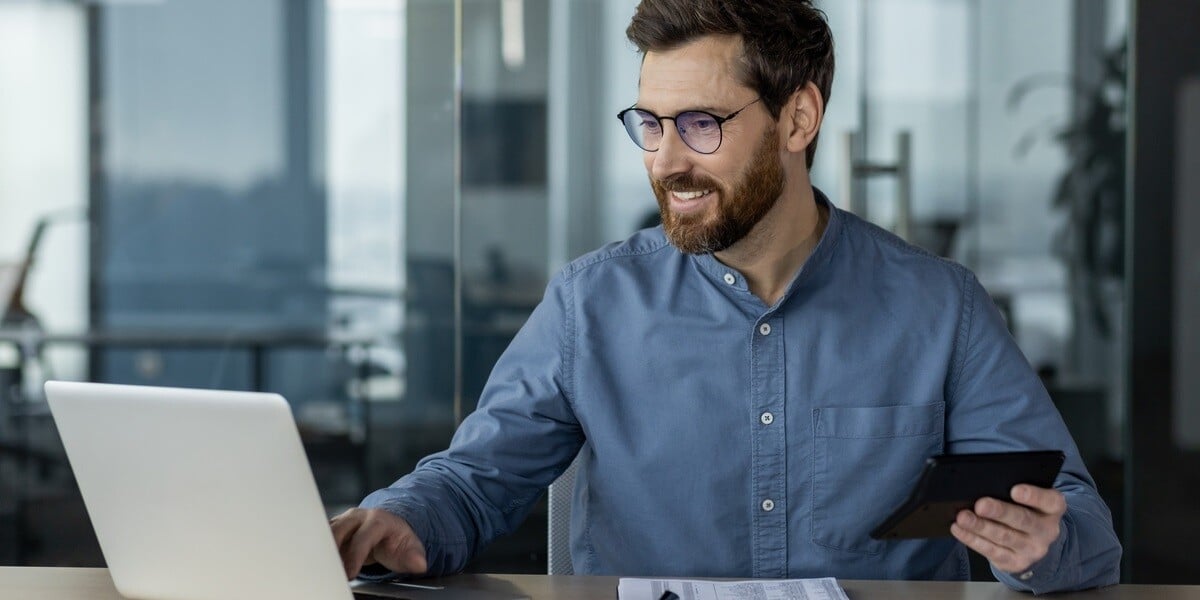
950, 484, 1067, 575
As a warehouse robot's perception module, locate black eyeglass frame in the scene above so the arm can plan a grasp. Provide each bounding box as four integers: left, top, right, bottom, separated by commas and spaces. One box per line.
616, 97, 762, 155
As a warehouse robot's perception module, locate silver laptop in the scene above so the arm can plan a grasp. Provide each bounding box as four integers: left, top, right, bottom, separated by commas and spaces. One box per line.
45, 381, 526, 600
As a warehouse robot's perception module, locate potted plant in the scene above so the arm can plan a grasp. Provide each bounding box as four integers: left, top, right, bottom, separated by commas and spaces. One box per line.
1009, 39, 1127, 344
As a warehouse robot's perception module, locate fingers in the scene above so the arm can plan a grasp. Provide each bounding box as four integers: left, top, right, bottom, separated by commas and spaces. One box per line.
1011, 484, 1067, 517
329, 508, 363, 550
382, 531, 429, 575
331, 509, 380, 579
974, 496, 1037, 535
952, 509, 1040, 572
951, 519, 1029, 573
330, 508, 429, 580
951, 488, 1066, 575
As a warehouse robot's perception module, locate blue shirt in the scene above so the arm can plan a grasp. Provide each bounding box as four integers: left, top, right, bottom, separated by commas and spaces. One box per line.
362, 190, 1121, 593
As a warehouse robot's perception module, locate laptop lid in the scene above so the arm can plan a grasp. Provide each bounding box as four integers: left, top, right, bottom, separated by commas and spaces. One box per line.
45, 381, 355, 600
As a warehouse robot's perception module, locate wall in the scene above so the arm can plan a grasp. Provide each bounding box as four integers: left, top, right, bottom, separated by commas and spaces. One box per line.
1127, 0, 1200, 583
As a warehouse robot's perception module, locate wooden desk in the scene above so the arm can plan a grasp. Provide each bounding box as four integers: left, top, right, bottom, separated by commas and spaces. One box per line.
2, 568, 1198, 599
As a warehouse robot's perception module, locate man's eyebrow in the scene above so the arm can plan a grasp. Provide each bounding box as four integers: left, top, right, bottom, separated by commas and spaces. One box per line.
632, 103, 730, 115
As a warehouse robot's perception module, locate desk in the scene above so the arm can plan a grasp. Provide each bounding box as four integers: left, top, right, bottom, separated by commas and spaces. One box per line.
2, 568, 1199, 600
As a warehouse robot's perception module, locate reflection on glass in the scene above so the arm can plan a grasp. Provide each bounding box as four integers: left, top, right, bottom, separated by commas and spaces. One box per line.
811, 0, 1129, 533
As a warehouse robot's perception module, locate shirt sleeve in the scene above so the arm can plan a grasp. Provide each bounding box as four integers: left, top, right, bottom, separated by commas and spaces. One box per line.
359, 268, 583, 575
945, 273, 1122, 593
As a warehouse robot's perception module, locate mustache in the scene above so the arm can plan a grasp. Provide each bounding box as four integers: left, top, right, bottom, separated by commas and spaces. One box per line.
654, 173, 720, 192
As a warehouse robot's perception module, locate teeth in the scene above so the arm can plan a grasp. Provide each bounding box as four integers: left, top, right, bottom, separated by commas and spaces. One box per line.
674, 189, 712, 200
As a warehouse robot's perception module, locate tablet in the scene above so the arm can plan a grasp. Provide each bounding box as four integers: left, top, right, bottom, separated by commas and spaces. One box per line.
869, 450, 1065, 540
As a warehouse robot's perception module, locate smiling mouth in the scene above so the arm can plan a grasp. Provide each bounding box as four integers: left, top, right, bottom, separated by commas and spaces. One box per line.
671, 189, 714, 200
668, 189, 716, 216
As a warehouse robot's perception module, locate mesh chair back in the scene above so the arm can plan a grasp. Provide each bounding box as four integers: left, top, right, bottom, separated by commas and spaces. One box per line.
546, 453, 581, 575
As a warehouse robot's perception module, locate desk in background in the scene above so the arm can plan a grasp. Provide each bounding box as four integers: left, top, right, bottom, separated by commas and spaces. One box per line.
2, 568, 1198, 600
0, 327, 391, 565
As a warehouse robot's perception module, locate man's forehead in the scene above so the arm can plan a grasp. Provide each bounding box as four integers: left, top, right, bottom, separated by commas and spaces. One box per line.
637, 35, 749, 110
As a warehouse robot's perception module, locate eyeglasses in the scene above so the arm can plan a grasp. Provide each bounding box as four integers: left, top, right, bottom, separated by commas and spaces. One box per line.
617, 97, 761, 155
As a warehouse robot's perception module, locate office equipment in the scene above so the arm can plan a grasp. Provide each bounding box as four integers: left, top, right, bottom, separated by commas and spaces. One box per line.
870, 450, 1065, 540
618, 577, 848, 600
43, 381, 525, 600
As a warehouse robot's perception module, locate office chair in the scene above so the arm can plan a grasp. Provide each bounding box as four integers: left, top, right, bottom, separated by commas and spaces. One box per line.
546, 453, 581, 575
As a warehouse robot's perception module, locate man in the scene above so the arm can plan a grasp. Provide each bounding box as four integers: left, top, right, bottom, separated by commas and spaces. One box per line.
332, 0, 1121, 592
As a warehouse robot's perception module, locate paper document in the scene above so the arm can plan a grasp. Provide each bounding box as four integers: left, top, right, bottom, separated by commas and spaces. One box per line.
617, 577, 849, 600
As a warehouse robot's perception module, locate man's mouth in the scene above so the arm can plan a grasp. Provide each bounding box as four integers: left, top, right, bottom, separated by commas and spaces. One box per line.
669, 189, 716, 214
672, 189, 713, 200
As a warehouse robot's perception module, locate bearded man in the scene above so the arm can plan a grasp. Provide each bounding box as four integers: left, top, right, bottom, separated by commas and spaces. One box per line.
331, 0, 1121, 592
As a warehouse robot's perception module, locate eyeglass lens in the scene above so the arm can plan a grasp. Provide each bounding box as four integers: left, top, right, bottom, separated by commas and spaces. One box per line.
620, 109, 724, 154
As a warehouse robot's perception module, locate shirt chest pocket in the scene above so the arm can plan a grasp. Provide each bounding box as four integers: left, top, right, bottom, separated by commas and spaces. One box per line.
810, 402, 945, 555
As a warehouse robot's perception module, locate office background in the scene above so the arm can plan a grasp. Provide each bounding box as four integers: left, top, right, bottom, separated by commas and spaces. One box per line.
0, 0, 1195, 584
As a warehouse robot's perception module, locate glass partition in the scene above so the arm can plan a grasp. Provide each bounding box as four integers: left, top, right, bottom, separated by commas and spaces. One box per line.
814, 0, 1130, 539
0, 0, 88, 566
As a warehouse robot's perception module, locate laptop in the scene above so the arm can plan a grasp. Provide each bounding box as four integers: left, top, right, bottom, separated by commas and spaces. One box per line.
44, 381, 527, 600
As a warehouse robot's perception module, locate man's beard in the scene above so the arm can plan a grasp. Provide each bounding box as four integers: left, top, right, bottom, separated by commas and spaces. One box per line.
651, 127, 785, 254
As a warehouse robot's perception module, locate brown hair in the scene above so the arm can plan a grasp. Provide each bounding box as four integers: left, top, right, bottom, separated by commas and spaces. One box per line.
626, 0, 835, 168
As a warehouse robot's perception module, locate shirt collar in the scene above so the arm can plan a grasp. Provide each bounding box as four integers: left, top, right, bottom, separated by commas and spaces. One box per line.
689, 186, 843, 304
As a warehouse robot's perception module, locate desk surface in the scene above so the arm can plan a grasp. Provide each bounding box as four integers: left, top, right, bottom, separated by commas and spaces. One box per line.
2, 568, 1199, 600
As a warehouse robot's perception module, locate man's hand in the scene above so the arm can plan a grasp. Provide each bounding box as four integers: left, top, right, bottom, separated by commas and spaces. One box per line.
330, 508, 428, 580
950, 484, 1067, 576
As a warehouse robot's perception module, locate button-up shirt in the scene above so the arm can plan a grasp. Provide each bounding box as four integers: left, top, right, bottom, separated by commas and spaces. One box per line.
362, 190, 1121, 593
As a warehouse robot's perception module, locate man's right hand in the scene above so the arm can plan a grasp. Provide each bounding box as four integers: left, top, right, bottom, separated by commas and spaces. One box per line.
330, 507, 429, 579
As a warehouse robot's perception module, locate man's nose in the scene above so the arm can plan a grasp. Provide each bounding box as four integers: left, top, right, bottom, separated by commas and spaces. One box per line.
649, 124, 694, 180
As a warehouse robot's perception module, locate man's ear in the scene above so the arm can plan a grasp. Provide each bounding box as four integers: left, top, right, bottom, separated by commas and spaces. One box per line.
782, 81, 824, 154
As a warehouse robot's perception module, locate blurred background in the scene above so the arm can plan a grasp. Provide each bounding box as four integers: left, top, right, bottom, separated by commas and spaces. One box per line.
0, 0, 1196, 583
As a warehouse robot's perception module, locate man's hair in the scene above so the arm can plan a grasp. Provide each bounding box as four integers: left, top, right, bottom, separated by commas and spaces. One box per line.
626, 0, 835, 168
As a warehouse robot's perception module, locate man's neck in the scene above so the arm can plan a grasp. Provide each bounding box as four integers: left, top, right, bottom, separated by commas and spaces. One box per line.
714, 185, 828, 307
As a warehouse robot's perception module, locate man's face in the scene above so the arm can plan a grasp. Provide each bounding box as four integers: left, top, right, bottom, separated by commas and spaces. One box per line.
651, 128, 783, 254
638, 35, 784, 254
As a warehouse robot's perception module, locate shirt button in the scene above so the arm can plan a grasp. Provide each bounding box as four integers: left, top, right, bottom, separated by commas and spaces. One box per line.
760, 412, 774, 425
759, 323, 771, 336
761, 499, 775, 512
1019, 570, 1034, 581
723, 273, 736, 285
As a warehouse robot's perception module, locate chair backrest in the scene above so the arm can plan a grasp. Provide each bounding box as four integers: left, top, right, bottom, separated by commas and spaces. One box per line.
0, 264, 19, 323
546, 453, 582, 575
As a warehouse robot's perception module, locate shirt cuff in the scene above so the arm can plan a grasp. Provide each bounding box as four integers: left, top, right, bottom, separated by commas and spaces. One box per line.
992, 525, 1071, 594
360, 489, 468, 576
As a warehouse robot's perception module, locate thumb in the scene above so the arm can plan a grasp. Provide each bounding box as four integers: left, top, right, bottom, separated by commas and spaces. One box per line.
401, 547, 428, 574
377, 538, 428, 575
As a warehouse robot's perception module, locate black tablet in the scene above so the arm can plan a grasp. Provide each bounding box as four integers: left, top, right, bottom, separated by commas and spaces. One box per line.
869, 450, 1065, 540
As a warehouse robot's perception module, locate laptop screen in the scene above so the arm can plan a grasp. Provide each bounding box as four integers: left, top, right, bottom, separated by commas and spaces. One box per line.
45, 381, 355, 600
